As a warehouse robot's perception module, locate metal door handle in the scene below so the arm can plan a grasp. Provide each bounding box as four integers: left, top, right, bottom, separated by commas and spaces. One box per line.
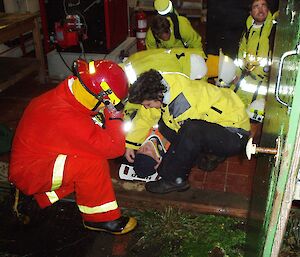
275, 43, 300, 108
246, 137, 281, 162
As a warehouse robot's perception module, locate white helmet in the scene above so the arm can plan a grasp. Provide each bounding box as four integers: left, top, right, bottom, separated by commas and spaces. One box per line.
216, 50, 237, 87
246, 98, 265, 123
190, 54, 207, 80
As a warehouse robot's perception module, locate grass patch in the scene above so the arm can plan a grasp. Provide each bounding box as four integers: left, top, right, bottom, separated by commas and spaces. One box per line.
124, 206, 246, 257
279, 208, 300, 257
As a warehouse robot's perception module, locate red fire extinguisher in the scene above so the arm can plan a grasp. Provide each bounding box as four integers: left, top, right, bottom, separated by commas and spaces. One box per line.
136, 11, 147, 51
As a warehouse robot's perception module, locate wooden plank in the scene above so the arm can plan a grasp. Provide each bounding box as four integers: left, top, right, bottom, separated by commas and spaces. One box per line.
0, 13, 36, 43
32, 16, 46, 82
0, 12, 46, 83
112, 179, 249, 218
0, 57, 40, 93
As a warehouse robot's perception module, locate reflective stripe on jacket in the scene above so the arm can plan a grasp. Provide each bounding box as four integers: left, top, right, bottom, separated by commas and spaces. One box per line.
126, 72, 250, 149
237, 11, 276, 80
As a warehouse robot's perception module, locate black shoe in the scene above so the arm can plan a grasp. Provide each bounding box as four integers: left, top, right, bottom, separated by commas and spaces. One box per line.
83, 216, 137, 235
197, 155, 226, 172
145, 179, 190, 194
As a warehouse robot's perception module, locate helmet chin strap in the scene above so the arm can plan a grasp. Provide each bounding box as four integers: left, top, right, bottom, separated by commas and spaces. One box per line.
73, 60, 125, 111
73, 60, 105, 111
91, 101, 103, 111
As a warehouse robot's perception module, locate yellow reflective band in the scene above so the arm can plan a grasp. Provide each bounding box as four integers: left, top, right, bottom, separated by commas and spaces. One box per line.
100, 81, 121, 105
72, 78, 99, 110
46, 191, 60, 204
89, 61, 96, 74
124, 63, 137, 84
249, 108, 264, 115
51, 154, 67, 191
78, 200, 118, 214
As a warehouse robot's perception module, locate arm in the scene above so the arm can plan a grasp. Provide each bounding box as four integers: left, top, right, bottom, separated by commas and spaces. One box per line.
145, 28, 158, 49
179, 17, 204, 54
236, 32, 247, 79
58, 109, 126, 159
125, 107, 161, 150
124, 148, 135, 163
238, 33, 247, 61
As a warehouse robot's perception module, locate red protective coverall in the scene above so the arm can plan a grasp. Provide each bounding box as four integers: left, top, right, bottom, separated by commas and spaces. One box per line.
9, 77, 124, 222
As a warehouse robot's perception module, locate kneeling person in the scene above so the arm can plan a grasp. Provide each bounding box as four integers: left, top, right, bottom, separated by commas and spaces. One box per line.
9, 59, 137, 235
125, 70, 250, 194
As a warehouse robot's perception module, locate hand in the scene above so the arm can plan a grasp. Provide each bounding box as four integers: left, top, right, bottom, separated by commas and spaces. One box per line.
104, 106, 124, 120
125, 148, 135, 163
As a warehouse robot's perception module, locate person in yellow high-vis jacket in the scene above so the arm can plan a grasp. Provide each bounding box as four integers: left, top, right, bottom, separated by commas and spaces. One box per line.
146, 12, 205, 54
124, 69, 250, 194
121, 47, 208, 135
232, 0, 278, 123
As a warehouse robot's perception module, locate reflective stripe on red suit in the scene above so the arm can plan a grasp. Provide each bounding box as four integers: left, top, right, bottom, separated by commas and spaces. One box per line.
9, 77, 125, 222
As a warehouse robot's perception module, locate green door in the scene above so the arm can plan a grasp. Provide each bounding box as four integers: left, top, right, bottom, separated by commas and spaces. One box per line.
246, 0, 300, 256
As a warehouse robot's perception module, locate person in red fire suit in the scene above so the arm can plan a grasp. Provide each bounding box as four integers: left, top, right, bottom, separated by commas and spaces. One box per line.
9, 59, 137, 235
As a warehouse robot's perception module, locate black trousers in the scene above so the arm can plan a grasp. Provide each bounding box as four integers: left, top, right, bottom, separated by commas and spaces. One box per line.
158, 119, 249, 182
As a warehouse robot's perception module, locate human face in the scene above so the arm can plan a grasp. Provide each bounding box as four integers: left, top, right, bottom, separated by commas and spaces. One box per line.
137, 141, 161, 167
142, 100, 162, 109
251, 0, 269, 25
159, 31, 171, 41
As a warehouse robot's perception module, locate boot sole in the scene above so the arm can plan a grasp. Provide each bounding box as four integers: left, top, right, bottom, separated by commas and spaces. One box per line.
177, 185, 190, 192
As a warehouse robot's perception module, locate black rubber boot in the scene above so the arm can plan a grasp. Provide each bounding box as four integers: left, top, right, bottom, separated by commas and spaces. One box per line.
83, 216, 137, 235
197, 155, 226, 172
13, 189, 41, 225
145, 179, 190, 194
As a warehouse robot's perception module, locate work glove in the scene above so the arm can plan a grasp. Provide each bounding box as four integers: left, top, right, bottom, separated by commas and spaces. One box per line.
104, 103, 124, 121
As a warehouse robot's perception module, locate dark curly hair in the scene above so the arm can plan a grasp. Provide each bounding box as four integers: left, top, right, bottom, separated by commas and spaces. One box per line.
250, 0, 269, 10
128, 69, 167, 104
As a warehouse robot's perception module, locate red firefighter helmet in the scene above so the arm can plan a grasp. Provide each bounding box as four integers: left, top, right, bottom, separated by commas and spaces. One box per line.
73, 59, 128, 110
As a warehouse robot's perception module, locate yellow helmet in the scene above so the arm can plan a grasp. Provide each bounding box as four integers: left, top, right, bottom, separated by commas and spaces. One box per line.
154, 0, 173, 15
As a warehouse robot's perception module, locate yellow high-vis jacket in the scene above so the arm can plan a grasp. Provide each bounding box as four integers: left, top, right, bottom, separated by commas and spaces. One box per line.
145, 15, 204, 54
119, 48, 207, 84
233, 11, 277, 108
236, 11, 277, 81
125, 72, 250, 150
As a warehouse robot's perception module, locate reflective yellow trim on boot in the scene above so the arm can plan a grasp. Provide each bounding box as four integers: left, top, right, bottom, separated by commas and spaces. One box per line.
83, 217, 137, 235
114, 217, 137, 235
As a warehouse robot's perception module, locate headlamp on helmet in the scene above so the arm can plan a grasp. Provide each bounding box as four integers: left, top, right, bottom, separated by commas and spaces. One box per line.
73, 59, 129, 111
